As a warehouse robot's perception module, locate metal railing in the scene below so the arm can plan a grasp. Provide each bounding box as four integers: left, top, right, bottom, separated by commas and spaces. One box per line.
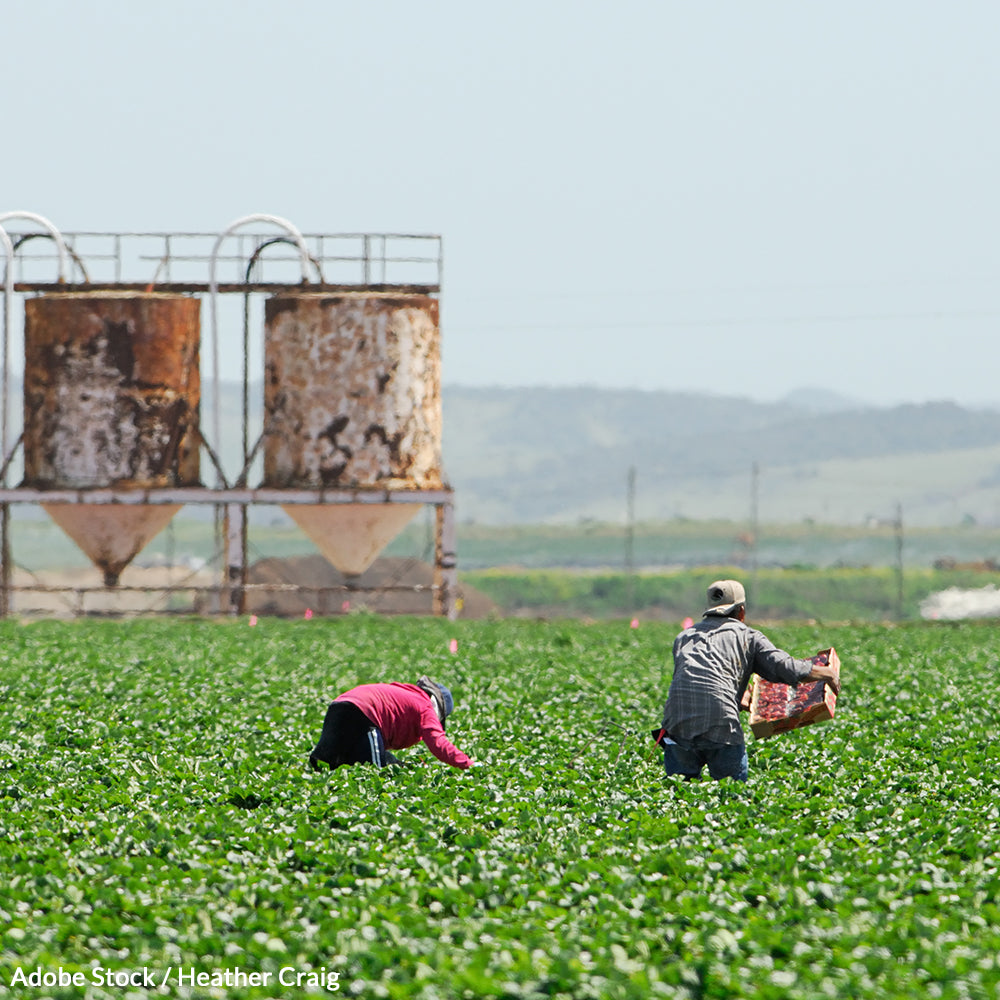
5, 229, 443, 290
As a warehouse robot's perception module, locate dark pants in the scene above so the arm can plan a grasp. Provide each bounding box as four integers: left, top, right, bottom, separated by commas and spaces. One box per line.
663, 739, 749, 782
309, 701, 399, 771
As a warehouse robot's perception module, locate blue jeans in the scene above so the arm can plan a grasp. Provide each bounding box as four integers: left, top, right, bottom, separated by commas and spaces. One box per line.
663, 739, 748, 782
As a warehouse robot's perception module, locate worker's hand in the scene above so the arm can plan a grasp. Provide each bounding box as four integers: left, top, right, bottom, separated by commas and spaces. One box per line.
811, 664, 840, 695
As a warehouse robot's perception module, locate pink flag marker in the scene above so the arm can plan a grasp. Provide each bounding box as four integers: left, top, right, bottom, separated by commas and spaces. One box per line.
304, 608, 313, 620
630, 618, 639, 629
342, 600, 350, 612
249, 615, 258, 627
449, 638, 458, 654
682, 616, 694, 629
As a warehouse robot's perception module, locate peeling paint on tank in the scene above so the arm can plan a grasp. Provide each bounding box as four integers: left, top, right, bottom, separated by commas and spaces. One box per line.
261, 291, 442, 574
263, 293, 442, 490
23, 294, 201, 488
22, 293, 201, 583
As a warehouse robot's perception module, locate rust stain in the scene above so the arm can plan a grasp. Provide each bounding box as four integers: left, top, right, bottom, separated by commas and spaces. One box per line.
23, 294, 201, 489
262, 292, 442, 490
264, 297, 299, 322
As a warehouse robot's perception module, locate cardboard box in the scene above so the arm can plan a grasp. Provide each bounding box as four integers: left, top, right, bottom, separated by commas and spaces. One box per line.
748, 647, 840, 740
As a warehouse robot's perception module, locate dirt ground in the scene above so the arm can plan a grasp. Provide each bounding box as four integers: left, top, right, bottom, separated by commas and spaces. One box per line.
9, 565, 218, 617
8, 556, 496, 619
242, 555, 496, 618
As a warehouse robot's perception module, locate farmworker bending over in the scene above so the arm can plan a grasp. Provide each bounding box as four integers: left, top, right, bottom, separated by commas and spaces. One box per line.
658, 579, 840, 782
309, 675, 473, 771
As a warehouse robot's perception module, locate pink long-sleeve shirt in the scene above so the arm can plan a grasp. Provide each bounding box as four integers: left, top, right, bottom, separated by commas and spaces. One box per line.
335, 682, 472, 769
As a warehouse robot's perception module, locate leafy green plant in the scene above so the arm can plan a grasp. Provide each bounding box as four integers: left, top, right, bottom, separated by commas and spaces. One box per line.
0, 616, 998, 998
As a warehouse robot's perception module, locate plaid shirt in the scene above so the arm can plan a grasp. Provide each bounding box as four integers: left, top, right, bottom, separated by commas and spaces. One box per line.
661, 615, 814, 745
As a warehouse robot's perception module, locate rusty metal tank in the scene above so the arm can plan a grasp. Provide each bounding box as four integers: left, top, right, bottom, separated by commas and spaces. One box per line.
263, 292, 441, 575
23, 293, 201, 585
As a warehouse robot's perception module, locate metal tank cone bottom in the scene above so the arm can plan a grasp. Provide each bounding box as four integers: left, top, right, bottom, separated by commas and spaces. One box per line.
42, 503, 183, 587
282, 504, 420, 577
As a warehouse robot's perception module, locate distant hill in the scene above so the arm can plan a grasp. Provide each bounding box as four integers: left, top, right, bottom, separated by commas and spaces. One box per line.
776, 386, 867, 414
440, 386, 1000, 527
7, 379, 1000, 528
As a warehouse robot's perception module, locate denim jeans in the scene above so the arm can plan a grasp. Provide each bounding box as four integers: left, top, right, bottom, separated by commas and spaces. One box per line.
663, 739, 748, 782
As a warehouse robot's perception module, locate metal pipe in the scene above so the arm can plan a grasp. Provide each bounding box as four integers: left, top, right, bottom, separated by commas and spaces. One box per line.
0, 224, 11, 619
0, 485, 455, 505
0, 224, 13, 484
207, 214, 314, 482
0, 431, 24, 483
11, 232, 90, 283
242, 237, 324, 468
0, 211, 70, 281
0, 213, 70, 490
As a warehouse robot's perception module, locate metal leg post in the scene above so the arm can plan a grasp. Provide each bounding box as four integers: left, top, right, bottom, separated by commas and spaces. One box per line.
0, 503, 9, 618
223, 503, 247, 616
433, 496, 457, 620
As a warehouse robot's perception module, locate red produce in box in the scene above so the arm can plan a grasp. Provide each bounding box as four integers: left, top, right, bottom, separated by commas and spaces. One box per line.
748, 647, 839, 740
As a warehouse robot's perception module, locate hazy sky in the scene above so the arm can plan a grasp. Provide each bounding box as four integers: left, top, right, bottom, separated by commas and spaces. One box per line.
4, 1, 999, 408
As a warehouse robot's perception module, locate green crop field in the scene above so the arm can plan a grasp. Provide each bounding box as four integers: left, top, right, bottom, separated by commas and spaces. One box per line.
1, 615, 999, 998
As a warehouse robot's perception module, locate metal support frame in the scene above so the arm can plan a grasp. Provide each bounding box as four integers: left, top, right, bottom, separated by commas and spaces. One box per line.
433, 500, 458, 620
0, 486, 457, 620
0, 503, 8, 618
0, 220, 456, 620
222, 502, 246, 616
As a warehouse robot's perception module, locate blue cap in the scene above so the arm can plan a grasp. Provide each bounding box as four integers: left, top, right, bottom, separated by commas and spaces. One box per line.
438, 684, 454, 719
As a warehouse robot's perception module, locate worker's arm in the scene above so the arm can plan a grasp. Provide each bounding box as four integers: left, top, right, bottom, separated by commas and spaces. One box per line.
418, 705, 473, 769
805, 658, 841, 695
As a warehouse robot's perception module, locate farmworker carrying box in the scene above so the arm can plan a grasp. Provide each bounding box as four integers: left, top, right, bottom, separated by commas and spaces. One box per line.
653, 580, 840, 782
310, 676, 474, 771
747, 648, 840, 739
